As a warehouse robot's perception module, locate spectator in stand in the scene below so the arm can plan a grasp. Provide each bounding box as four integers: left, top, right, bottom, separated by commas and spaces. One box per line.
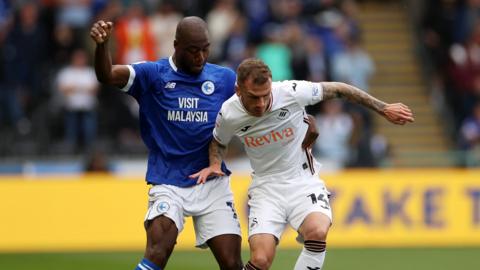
56, 0, 93, 44
459, 102, 480, 166
0, 0, 12, 129
421, 0, 457, 74
284, 22, 311, 80
305, 35, 327, 82
256, 23, 293, 81
240, 0, 270, 44
56, 49, 99, 152
114, 1, 155, 64
51, 23, 76, 68
149, 1, 182, 58
446, 22, 480, 127
339, 0, 361, 41
331, 34, 376, 166
313, 100, 354, 169
331, 35, 375, 92
221, 16, 250, 69
206, 0, 240, 62
1, 2, 47, 134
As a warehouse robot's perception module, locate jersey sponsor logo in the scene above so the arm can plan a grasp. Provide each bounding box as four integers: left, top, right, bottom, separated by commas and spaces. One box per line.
165, 82, 176, 89
178, 97, 199, 108
201, 81, 215, 95
276, 108, 290, 120
244, 127, 295, 147
240, 125, 251, 132
167, 97, 208, 122
167, 110, 208, 122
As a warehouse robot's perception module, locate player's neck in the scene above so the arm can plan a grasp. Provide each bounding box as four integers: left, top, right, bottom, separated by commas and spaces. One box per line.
172, 54, 203, 76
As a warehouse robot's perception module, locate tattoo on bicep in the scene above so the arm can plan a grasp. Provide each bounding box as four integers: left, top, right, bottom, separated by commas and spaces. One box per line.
321, 82, 386, 114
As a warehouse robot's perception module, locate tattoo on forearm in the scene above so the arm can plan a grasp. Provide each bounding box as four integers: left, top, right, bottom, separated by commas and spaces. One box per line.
210, 139, 227, 166
321, 82, 386, 114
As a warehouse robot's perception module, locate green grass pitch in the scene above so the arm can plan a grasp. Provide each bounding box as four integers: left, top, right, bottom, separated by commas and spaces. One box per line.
0, 248, 478, 270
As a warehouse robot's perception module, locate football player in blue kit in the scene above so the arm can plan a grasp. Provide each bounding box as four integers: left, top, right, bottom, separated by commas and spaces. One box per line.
91, 17, 243, 270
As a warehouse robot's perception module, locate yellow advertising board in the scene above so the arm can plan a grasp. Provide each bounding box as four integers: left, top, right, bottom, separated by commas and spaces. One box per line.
0, 170, 479, 252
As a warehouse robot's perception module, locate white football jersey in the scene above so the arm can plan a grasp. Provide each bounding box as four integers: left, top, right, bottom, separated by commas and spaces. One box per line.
214, 80, 324, 178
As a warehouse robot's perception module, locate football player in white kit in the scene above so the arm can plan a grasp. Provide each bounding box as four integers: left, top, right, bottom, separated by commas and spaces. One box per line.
191, 58, 414, 270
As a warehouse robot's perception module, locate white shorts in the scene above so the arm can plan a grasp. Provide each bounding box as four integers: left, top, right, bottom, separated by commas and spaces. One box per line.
144, 176, 241, 248
247, 170, 332, 243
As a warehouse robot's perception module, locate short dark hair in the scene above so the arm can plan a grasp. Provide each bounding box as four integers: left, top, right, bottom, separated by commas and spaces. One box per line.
236, 58, 272, 87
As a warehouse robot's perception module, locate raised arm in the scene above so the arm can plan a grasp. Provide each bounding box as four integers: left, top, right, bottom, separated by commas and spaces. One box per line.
189, 138, 228, 184
321, 82, 415, 125
90, 20, 130, 88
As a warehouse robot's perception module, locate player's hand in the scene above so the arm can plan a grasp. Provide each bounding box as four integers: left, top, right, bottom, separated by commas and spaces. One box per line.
382, 103, 415, 125
90, 20, 113, 44
302, 114, 319, 150
189, 165, 225, 184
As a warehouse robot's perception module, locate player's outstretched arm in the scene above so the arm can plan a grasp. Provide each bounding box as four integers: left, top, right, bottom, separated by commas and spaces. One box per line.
90, 20, 129, 88
321, 82, 415, 125
189, 138, 227, 184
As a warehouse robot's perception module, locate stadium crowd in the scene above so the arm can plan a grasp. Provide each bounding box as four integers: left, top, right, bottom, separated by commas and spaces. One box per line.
420, 0, 480, 165
1, 0, 478, 169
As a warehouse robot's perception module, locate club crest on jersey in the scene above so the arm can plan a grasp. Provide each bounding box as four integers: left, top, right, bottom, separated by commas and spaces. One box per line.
276, 108, 290, 120
157, 201, 170, 213
201, 81, 215, 95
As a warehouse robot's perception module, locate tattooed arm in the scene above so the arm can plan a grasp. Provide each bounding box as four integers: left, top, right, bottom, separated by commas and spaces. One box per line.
321, 82, 415, 125
208, 139, 228, 171
189, 139, 228, 184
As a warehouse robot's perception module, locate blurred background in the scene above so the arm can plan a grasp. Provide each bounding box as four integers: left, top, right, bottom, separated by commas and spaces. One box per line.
0, 0, 479, 269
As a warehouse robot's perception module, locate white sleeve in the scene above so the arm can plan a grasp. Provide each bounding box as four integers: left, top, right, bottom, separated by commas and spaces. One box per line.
119, 65, 136, 92
289, 80, 324, 107
212, 107, 235, 146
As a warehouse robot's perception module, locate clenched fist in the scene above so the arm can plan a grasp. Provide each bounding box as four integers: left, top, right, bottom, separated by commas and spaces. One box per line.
90, 20, 113, 44
382, 103, 415, 125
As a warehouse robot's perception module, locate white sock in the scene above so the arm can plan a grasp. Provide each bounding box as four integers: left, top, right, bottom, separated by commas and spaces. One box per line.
293, 246, 326, 270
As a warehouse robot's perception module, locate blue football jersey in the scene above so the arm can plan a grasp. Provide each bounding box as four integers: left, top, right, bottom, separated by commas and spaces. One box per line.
122, 57, 235, 187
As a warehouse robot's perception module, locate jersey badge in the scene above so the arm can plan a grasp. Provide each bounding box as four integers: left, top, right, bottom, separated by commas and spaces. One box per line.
277, 108, 290, 120
201, 81, 215, 95
157, 201, 170, 213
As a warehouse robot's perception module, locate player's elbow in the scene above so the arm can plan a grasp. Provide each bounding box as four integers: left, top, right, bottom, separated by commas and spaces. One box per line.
94, 71, 111, 85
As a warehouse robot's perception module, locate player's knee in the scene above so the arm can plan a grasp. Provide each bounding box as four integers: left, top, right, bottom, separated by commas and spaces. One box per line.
219, 257, 243, 270
145, 244, 173, 266
250, 253, 273, 270
303, 225, 328, 241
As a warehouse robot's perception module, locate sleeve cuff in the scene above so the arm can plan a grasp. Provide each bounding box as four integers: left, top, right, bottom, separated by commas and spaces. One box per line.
119, 65, 136, 92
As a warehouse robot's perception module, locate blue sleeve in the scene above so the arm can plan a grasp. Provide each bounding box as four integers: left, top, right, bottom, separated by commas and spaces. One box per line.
121, 62, 156, 100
